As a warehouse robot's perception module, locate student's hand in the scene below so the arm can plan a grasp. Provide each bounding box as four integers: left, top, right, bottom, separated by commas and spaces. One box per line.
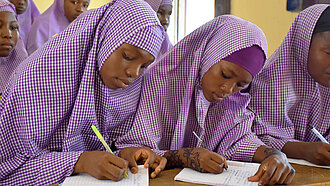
163, 147, 227, 174
301, 142, 330, 165
73, 151, 128, 181
282, 141, 330, 165
248, 153, 295, 185
119, 147, 167, 178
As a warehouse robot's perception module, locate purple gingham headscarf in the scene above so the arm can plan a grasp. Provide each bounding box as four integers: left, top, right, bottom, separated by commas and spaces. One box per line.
0, 0, 15, 12
115, 15, 268, 162
0, 0, 28, 94
144, 0, 161, 12
0, 0, 164, 184
17, 0, 40, 46
26, 0, 89, 55
143, 0, 173, 59
248, 4, 330, 150
160, 0, 172, 6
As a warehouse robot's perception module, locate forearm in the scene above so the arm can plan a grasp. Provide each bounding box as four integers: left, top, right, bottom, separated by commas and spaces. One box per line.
1, 151, 82, 185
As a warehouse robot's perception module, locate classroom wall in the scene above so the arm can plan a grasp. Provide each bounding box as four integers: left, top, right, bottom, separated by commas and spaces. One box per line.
231, 0, 299, 56
33, 0, 110, 13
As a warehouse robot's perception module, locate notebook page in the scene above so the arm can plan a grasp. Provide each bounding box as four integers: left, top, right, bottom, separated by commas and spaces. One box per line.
174, 160, 259, 186
62, 165, 148, 186
288, 158, 330, 169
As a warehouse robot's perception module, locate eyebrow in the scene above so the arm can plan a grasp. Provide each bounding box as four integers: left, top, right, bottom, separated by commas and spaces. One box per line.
229, 69, 251, 84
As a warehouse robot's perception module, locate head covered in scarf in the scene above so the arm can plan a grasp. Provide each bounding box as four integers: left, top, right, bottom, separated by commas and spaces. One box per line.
115, 15, 268, 162
16, 0, 40, 46
26, 0, 90, 55
249, 4, 330, 150
0, 0, 164, 184
313, 6, 330, 35
143, 0, 174, 59
144, 0, 162, 12
0, 0, 28, 94
160, 0, 173, 6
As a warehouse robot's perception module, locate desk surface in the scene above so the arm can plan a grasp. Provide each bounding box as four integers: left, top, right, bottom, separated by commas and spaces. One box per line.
50, 163, 330, 186
150, 163, 330, 186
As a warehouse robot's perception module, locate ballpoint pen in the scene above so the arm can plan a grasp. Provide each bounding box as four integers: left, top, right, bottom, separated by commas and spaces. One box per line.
309, 125, 329, 144
91, 125, 129, 178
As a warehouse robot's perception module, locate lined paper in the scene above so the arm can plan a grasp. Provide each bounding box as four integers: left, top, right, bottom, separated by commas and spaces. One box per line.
288, 158, 330, 169
174, 160, 259, 186
62, 165, 148, 186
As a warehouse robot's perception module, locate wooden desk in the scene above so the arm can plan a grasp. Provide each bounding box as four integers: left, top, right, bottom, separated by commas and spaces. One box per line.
150, 164, 330, 186
50, 163, 329, 186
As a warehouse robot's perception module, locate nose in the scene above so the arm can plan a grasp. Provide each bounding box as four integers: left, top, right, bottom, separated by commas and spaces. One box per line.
126, 64, 143, 80
160, 15, 169, 26
220, 83, 235, 97
1, 28, 12, 39
18, 0, 24, 5
76, 3, 84, 13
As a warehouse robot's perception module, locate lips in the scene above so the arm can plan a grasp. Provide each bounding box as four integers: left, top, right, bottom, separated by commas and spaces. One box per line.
0, 41, 14, 50
212, 93, 224, 102
16, 6, 26, 12
115, 78, 131, 89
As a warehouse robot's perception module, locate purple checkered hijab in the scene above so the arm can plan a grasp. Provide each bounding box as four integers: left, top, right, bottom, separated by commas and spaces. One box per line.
0, 0, 28, 94
160, 0, 172, 6
143, 0, 173, 58
115, 15, 268, 161
17, 0, 40, 46
0, 0, 164, 184
26, 0, 85, 55
249, 4, 330, 150
144, 0, 161, 12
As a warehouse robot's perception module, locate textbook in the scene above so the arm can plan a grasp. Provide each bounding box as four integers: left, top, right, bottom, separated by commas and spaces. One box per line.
62, 165, 148, 186
174, 160, 259, 186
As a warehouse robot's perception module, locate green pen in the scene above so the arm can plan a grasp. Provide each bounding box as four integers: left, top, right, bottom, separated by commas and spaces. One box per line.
91, 125, 128, 178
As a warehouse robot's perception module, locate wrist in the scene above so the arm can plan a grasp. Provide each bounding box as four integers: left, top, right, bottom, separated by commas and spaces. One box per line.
253, 145, 283, 163
73, 151, 87, 174
282, 141, 306, 159
163, 148, 189, 169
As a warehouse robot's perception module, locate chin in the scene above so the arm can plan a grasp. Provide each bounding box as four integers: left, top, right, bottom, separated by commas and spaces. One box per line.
0, 51, 11, 57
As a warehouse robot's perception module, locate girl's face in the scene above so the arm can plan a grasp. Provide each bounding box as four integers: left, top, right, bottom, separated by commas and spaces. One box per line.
308, 31, 330, 87
64, 0, 89, 23
9, 0, 28, 15
201, 60, 252, 102
100, 43, 154, 90
157, 5, 172, 32
0, 11, 19, 57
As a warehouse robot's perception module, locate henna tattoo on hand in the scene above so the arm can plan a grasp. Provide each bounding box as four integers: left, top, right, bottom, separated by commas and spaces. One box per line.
264, 147, 283, 160
183, 148, 203, 172
164, 150, 184, 169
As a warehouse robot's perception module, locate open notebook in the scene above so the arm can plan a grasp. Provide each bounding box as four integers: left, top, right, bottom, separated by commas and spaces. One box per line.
62, 165, 148, 186
174, 160, 259, 186
288, 158, 330, 169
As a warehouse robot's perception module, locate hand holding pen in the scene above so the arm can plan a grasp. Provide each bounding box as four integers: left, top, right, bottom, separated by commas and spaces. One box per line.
192, 131, 228, 170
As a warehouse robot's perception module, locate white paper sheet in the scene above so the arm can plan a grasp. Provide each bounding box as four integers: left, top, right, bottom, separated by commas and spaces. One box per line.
174, 160, 260, 186
288, 158, 330, 169
62, 165, 148, 186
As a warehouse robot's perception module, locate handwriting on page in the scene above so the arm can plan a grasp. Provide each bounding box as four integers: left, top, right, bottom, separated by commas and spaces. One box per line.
174, 160, 260, 186
62, 165, 148, 186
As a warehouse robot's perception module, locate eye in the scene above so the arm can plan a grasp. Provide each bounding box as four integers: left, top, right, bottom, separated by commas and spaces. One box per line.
123, 52, 135, 61
83, 3, 89, 8
11, 25, 19, 30
72, 1, 78, 5
221, 71, 230, 79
